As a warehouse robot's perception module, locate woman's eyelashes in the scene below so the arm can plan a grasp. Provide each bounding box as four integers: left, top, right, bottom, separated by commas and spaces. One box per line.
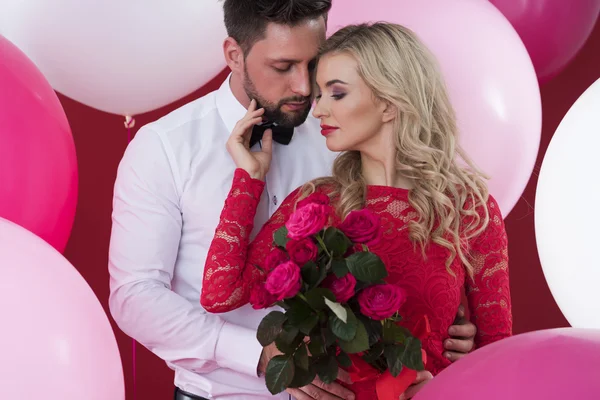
314, 92, 346, 101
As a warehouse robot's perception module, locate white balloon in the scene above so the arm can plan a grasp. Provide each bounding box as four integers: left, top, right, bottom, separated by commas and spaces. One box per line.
0, 1, 227, 116
535, 77, 600, 329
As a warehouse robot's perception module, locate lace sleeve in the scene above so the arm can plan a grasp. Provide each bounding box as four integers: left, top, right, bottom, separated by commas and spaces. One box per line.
200, 168, 301, 313
465, 195, 513, 348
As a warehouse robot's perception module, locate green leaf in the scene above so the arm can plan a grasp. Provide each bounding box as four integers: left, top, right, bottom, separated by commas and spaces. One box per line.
294, 343, 310, 371
286, 299, 319, 335
338, 320, 370, 354
332, 259, 349, 278
323, 227, 352, 257
336, 351, 353, 368
286, 299, 315, 326
322, 326, 337, 347
308, 333, 325, 357
330, 307, 358, 341
315, 355, 339, 384
257, 311, 287, 347
315, 256, 330, 287
297, 314, 319, 335
384, 345, 404, 378
400, 336, 425, 371
266, 355, 295, 394
324, 298, 348, 323
358, 315, 383, 346
288, 363, 317, 388
382, 320, 409, 344
305, 288, 336, 310
362, 341, 385, 364
274, 226, 290, 248
346, 252, 388, 283
301, 261, 320, 288
275, 324, 302, 354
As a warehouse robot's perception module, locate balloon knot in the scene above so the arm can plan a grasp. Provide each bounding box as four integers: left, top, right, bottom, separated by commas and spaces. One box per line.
124, 115, 136, 129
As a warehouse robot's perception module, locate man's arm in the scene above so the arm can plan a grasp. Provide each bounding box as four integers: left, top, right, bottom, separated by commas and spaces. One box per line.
108, 127, 263, 377
444, 305, 477, 361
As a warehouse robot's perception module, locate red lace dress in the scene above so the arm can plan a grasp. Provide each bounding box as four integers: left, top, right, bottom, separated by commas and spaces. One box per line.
201, 169, 512, 398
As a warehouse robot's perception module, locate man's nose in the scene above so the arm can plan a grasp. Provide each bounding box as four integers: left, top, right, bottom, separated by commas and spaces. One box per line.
290, 68, 311, 97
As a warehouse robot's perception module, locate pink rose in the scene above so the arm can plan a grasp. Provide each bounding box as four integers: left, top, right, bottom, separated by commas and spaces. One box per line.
322, 273, 357, 303
264, 248, 289, 272
249, 283, 277, 310
265, 261, 302, 301
286, 203, 329, 240
339, 209, 382, 246
297, 192, 330, 209
358, 284, 406, 321
286, 238, 318, 266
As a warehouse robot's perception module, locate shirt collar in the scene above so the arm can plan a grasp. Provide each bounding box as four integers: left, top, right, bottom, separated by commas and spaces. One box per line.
216, 73, 248, 134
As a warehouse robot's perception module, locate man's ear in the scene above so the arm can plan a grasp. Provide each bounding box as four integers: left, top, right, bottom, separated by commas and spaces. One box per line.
223, 37, 244, 73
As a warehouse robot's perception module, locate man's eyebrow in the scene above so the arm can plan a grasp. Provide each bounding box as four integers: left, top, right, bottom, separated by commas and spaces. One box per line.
267, 58, 302, 63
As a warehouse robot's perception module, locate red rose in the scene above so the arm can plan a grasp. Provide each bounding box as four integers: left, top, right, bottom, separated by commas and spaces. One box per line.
322, 273, 357, 303
265, 261, 302, 301
297, 192, 330, 209
286, 238, 318, 266
286, 203, 329, 240
249, 283, 277, 309
339, 209, 382, 245
358, 284, 406, 320
264, 248, 289, 272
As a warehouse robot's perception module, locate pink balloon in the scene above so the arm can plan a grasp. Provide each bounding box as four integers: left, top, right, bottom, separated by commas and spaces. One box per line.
0, 34, 77, 252
490, 0, 600, 84
413, 328, 600, 399
0, 217, 124, 399
327, 0, 541, 217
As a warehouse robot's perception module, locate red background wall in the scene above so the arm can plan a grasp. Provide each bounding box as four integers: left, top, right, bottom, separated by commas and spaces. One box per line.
59, 20, 599, 400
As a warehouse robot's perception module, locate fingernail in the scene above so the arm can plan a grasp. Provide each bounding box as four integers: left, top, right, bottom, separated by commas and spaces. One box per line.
445, 352, 452, 360
448, 327, 456, 335
445, 339, 453, 347
399, 394, 406, 400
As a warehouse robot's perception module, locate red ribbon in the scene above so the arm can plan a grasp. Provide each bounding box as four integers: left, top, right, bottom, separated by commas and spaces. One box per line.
346, 316, 431, 400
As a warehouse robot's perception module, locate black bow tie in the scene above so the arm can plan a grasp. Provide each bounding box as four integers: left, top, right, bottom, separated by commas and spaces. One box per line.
250, 122, 294, 147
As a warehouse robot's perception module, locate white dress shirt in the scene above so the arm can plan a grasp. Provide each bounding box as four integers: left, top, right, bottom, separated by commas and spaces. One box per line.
108, 75, 337, 399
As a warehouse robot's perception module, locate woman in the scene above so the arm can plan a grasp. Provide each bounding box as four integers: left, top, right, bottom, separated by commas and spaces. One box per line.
201, 22, 512, 396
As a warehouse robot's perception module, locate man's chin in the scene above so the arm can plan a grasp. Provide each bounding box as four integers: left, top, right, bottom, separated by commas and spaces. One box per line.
281, 108, 311, 127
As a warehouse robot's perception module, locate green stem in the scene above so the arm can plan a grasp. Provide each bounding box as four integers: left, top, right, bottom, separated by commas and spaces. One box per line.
316, 235, 332, 259
297, 292, 309, 303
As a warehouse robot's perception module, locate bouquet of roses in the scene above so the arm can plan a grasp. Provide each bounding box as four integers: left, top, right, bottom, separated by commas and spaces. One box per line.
250, 193, 425, 395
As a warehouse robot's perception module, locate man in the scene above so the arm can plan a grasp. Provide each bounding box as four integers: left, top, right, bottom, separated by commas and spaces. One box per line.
108, 1, 477, 399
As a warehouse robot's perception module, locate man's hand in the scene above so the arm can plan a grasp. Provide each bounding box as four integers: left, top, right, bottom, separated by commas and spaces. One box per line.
286, 370, 355, 400
444, 304, 477, 362
258, 343, 355, 400
399, 370, 433, 400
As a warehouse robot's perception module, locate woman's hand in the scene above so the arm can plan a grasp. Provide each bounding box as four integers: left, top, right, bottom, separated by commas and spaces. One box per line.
226, 99, 273, 180
399, 370, 433, 400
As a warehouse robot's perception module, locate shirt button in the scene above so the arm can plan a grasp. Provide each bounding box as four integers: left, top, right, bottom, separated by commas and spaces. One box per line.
273, 195, 278, 205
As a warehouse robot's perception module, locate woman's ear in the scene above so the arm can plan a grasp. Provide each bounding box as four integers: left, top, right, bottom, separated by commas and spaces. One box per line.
223, 37, 244, 74
381, 101, 398, 123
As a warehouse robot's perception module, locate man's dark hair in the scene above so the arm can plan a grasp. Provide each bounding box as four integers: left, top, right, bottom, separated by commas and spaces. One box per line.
223, 0, 332, 54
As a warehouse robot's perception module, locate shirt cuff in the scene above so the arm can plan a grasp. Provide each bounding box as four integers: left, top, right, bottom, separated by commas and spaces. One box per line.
215, 321, 264, 377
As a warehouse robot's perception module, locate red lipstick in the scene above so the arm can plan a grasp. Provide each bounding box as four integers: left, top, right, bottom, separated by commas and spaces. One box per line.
320, 124, 338, 136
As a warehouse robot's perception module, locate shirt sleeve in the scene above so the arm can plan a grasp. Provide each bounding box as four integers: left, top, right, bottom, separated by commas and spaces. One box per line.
108, 128, 263, 378
465, 195, 513, 348
201, 169, 301, 313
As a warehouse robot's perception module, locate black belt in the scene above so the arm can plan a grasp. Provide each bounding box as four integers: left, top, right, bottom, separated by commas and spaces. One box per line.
174, 387, 209, 400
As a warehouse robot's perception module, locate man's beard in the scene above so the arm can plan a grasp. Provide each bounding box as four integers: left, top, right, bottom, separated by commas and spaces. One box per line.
243, 70, 311, 129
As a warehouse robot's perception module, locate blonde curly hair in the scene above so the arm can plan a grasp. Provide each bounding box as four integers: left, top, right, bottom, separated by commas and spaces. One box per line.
302, 22, 490, 276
